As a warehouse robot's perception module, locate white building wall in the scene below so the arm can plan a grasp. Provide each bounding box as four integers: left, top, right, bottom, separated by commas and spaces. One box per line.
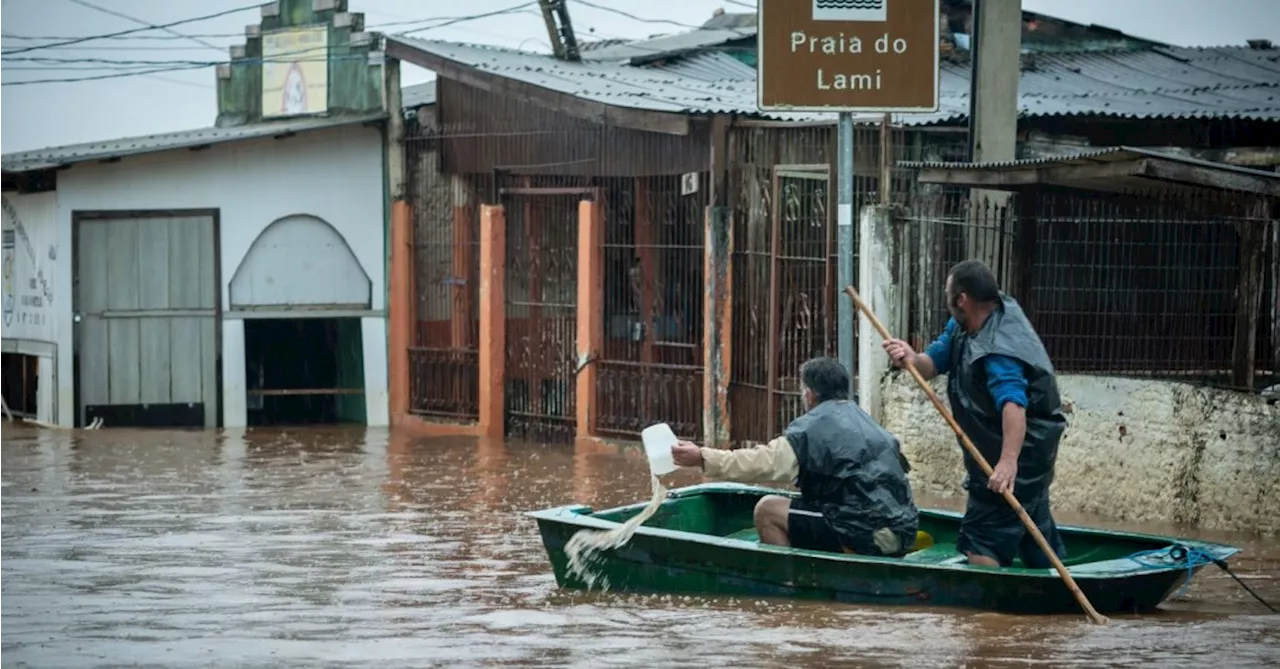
46, 123, 388, 427
881, 373, 1280, 534
1, 191, 61, 423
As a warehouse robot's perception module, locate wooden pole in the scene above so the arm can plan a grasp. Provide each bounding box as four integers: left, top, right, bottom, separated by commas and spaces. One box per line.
844, 285, 1110, 625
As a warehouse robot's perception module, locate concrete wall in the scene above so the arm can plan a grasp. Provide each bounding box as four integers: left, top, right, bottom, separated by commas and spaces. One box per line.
882, 373, 1280, 535
45, 123, 388, 427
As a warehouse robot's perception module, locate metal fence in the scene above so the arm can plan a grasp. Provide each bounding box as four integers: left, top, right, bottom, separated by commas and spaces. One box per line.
728, 126, 839, 443
501, 177, 585, 442
598, 175, 706, 440
406, 136, 481, 421
897, 185, 1277, 389
899, 192, 1022, 348
1025, 190, 1273, 387
724, 122, 968, 445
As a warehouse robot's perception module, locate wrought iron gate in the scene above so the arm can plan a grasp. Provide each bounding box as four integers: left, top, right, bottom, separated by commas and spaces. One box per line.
596, 176, 706, 440
501, 184, 589, 443
730, 165, 841, 444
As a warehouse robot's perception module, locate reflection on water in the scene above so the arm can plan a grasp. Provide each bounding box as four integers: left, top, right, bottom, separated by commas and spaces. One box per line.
2, 426, 1277, 668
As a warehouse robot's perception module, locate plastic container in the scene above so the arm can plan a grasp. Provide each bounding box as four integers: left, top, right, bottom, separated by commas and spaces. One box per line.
640, 422, 678, 476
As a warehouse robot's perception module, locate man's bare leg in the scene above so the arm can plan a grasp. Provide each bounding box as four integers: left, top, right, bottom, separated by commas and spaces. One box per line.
966, 553, 1000, 567
753, 495, 792, 547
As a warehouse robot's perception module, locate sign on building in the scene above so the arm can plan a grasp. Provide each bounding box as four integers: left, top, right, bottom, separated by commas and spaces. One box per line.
757, 0, 940, 112
261, 26, 330, 118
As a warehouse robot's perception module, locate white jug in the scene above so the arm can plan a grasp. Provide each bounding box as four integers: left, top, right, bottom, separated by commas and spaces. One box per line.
640, 423, 678, 476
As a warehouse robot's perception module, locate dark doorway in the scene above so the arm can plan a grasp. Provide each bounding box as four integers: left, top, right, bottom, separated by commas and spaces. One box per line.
244, 317, 366, 426
1, 352, 39, 418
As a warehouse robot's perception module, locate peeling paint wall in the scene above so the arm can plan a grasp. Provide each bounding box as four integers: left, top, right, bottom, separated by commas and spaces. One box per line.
881, 373, 1280, 535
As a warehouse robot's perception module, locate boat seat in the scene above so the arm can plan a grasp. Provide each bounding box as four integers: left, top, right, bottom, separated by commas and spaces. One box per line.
901, 545, 966, 564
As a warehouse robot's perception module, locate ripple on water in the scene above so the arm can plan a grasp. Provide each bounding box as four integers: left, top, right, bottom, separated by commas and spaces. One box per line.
2, 427, 1278, 669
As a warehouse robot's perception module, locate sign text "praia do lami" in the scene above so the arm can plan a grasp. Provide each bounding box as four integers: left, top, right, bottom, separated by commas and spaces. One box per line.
790, 30, 911, 91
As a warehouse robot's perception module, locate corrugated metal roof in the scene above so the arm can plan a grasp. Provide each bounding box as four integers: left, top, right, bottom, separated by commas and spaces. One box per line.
384, 37, 1280, 127
638, 52, 754, 82
2, 112, 387, 175
387, 36, 861, 123
900, 145, 1280, 177
580, 28, 755, 64
402, 79, 437, 108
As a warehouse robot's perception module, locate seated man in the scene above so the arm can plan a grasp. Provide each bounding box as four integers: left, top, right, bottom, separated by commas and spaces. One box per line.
671, 357, 919, 557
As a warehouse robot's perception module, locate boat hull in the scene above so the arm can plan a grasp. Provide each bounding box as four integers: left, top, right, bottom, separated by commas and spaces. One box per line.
528, 483, 1240, 615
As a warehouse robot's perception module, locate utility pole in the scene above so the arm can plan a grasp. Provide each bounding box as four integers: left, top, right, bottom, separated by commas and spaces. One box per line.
966, 0, 1022, 164
537, 0, 581, 61
837, 112, 855, 391
965, 0, 1022, 273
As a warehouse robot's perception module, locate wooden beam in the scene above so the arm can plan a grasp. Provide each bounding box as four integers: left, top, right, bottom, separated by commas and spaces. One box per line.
708, 114, 731, 208
1141, 158, 1280, 198
576, 200, 604, 439
386, 38, 690, 136
916, 159, 1148, 188
1272, 219, 1280, 378
477, 204, 506, 438
1231, 201, 1270, 389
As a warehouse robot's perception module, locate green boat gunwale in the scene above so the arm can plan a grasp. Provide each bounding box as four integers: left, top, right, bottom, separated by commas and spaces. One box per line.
525, 482, 1241, 578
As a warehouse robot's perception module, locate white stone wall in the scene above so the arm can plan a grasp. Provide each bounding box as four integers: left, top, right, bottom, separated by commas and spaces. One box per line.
881, 373, 1280, 535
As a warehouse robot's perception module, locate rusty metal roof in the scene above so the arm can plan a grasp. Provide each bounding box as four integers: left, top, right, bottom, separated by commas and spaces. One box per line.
386, 36, 1280, 127
899, 145, 1280, 196
581, 28, 754, 64
2, 113, 387, 176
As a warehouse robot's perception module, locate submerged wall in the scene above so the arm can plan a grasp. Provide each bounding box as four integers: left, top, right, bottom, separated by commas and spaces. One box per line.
881, 373, 1280, 535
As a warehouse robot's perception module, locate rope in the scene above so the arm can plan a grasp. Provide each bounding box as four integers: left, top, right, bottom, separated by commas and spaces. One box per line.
1126, 544, 1217, 599
1126, 543, 1278, 612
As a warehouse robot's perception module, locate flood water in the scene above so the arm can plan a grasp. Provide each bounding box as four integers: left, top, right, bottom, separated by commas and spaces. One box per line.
3, 426, 1277, 668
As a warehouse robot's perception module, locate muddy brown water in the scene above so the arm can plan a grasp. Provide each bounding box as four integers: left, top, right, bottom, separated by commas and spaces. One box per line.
2, 426, 1277, 668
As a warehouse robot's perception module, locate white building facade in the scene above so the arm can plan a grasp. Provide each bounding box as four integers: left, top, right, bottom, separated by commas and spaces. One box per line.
1, 115, 390, 428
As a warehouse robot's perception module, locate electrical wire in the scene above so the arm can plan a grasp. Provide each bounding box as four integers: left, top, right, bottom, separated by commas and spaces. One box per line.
1, 3, 547, 87
2, 6, 542, 44
64, 0, 227, 54
1, 2, 264, 55
569, 0, 705, 31
2, 1, 753, 87
397, 2, 537, 36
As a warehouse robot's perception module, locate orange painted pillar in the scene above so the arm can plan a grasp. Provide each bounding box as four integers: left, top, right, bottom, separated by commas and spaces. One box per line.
450, 206, 473, 348
477, 204, 506, 439
388, 200, 414, 420
576, 199, 604, 439
703, 205, 733, 447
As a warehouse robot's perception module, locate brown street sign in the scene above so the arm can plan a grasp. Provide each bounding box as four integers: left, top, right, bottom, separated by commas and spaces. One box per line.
758, 0, 940, 113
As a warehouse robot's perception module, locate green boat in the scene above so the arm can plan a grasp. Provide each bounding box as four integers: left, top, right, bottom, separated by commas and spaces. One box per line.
527, 482, 1241, 614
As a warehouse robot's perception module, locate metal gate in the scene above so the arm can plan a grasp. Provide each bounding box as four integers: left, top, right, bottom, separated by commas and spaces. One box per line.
596, 176, 706, 440
74, 213, 219, 428
729, 166, 839, 443
502, 185, 589, 443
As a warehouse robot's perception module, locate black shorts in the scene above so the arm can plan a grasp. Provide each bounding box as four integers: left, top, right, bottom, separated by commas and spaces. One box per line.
957, 488, 1067, 568
787, 499, 913, 557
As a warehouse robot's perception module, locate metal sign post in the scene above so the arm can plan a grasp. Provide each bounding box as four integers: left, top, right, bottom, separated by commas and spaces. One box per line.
757, 0, 940, 386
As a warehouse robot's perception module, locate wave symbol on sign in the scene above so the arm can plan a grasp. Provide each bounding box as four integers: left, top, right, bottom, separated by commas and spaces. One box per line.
814, 0, 888, 22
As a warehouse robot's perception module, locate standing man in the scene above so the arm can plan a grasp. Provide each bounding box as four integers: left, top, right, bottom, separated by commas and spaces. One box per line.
882, 259, 1068, 569
671, 357, 919, 557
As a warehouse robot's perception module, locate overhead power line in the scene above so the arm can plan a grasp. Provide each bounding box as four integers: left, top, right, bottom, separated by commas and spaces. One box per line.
1, 2, 264, 55
64, 0, 226, 54
569, 0, 708, 32
1, 4, 543, 87
2, 5, 542, 44
398, 2, 537, 36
